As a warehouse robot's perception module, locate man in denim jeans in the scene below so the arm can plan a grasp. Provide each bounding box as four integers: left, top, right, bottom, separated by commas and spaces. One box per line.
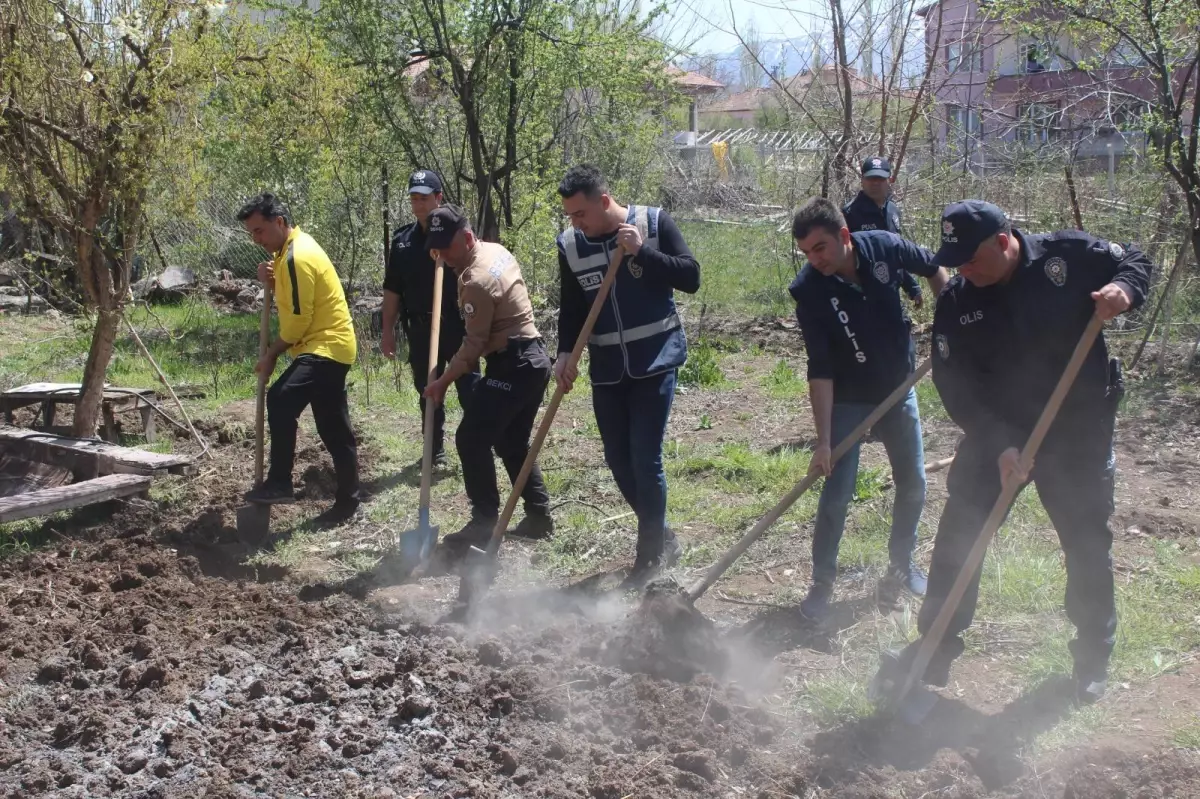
555, 165, 701, 589
788, 197, 948, 621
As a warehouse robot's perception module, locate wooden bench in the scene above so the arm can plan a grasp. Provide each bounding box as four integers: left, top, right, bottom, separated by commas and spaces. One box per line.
0, 426, 195, 479
0, 383, 159, 443
0, 473, 152, 523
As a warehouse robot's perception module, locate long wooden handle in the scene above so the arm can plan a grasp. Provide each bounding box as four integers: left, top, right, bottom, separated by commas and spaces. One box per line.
891, 314, 1105, 709
482, 245, 626, 553
254, 281, 273, 487
418, 258, 445, 527
687, 358, 934, 601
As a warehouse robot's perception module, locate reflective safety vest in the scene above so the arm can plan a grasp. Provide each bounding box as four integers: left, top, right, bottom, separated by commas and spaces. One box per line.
557, 205, 687, 385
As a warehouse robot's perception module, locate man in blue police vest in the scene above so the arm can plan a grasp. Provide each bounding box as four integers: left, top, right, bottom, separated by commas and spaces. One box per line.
843, 156, 923, 370
873, 200, 1151, 705
554, 164, 701, 588
789, 197, 948, 622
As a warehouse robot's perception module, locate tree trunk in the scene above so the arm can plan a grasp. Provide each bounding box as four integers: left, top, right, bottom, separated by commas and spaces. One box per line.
74, 305, 119, 437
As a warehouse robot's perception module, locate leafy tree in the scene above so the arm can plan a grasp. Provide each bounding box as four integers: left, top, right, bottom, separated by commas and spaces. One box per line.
0, 0, 241, 435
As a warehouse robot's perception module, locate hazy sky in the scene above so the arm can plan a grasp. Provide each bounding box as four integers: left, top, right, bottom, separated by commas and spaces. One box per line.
664, 0, 826, 55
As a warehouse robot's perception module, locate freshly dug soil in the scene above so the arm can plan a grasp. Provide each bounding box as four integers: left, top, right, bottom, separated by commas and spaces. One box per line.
2, 536, 1196, 798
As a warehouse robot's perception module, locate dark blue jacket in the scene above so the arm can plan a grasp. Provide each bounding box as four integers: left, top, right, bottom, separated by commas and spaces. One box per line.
932, 229, 1151, 454
843, 191, 921, 304
789, 230, 938, 404
557, 206, 701, 385
385, 221, 464, 357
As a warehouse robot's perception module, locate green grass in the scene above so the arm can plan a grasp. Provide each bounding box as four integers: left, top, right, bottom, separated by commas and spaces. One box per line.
677, 219, 795, 317
678, 340, 725, 388
763, 358, 807, 399
916, 378, 947, 422
1173, 721, 1200, 750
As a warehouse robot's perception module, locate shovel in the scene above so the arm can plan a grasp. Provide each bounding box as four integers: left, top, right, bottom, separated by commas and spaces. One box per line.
236, 281, 291, 545
394, 257, 448, 575
684, 358, 934, 604
451, 244, 628, 610
870, 314, 1105, 725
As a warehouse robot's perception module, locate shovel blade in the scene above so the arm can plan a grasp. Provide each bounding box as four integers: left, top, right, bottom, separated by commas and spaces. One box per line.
397, 524, 438, 569
236, 503, 272, 547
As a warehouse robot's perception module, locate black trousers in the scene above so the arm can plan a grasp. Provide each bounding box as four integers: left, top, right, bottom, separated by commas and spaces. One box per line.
406, 319, 477, 456
267, 355, 360, 505
456, 339, 551, 519
917, 414, 1118, 669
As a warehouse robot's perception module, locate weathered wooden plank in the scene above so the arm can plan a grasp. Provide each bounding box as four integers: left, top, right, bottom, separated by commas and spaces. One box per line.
0, 473, 151, 523
0, 427, 195, 476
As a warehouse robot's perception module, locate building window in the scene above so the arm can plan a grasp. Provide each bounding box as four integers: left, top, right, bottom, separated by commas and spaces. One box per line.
1107, 41, 1145, 67
1020, 40, 1058, 73
946, 42, 984, 73
1018, 103, 1058, 143
948, 104, 982, 137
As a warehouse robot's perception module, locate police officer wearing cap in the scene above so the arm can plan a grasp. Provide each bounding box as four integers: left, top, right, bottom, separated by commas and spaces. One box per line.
382, 169, 479, 469
844, 157, 923, 363
874, 200, 1151, 705
789, 197, 949, 622
421, 205, 554, 547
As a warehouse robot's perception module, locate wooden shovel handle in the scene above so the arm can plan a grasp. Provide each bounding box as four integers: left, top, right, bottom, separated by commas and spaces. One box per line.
686, 358, 933, 601
418, 258, 445, 521
254, 281, 273, 487
891, 314, 1105, 709
483, 245, 626, 553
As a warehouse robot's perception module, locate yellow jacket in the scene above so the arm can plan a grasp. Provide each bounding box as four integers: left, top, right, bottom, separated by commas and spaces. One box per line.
272, 227, 356, 365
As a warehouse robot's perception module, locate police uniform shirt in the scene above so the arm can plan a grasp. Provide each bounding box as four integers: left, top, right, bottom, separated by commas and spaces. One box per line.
789, 230, 938, 404
384, 221, 464, 341
450, 242, 540, 376
842, 191, 904, 236
932, 229, 1151, 453
843, 191, 921, 304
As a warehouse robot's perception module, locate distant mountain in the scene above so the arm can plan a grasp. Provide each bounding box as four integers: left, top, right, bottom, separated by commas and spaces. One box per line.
680, 36, 824, 89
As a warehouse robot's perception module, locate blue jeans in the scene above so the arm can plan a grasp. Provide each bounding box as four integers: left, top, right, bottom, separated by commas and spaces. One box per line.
592, 370, 677, 558
811, 389, 926, 584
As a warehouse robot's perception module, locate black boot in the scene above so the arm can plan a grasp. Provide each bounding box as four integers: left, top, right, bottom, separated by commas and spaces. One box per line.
869, 635, 965, 703
799, 580, 834, 622
509, 509, 554, 541
1072, 659, 1108, 705
442, 516, 495, 551
244, 481, 295, 505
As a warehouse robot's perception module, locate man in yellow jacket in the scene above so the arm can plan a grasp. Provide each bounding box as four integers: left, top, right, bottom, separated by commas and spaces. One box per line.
237, 193, 361, 524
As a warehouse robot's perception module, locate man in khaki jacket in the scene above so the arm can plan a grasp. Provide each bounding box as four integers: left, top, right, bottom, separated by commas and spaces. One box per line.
422, 205, 553, 548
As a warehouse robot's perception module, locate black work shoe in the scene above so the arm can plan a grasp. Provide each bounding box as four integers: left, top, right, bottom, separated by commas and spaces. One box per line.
312, 500, 361, 528
431, 450, 451, 472
619, 554, 667, 592
871, 637, 962, 700
509, 512, 555, 541
1072, 661, 1108, 705
442, 517, 495, 550
799, 580, 834, 622
244, 482, 295, 505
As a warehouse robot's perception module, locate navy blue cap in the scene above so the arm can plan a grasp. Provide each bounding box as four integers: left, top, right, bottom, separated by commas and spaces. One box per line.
408, 169, 443, 195
934, 200, 1009, 267
861, 156, 891, 178
425, 204, 468, 250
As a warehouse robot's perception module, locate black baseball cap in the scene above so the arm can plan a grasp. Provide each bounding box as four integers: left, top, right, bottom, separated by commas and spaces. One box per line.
934, 200, 1009, 267
425, 204, 468, 250
861, 156, 891, 178
408, 169, 443, 195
